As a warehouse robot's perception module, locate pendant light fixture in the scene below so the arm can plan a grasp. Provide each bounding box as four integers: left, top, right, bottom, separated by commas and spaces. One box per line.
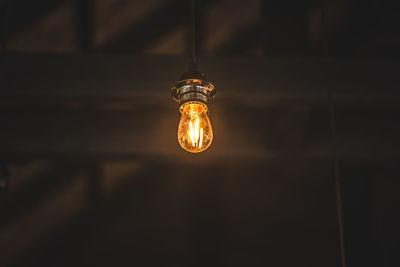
170, 0, 215, 153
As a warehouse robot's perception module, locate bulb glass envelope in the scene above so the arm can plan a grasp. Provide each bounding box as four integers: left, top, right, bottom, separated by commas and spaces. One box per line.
177, 101, 213, 153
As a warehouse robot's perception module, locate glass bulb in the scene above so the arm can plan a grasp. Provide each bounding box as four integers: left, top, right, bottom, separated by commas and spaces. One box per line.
177, 101, 213, 153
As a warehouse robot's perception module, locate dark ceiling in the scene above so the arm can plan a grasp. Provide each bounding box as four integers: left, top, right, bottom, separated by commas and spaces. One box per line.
1, 0, 399, 56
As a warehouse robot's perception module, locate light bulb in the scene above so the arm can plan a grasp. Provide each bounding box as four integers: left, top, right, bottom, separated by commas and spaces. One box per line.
177, 101, 213, 153
171, 73, 215, 153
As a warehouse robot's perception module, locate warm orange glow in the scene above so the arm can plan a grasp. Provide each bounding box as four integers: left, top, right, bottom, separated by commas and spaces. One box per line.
177, 102, 213, 153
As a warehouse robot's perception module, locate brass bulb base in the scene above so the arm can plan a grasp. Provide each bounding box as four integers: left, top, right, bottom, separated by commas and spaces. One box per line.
171, 75, 215, 107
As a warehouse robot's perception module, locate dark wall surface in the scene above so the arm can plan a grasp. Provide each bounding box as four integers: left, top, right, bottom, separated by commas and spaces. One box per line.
0, 55, 399, 267
1, 0, 400, 266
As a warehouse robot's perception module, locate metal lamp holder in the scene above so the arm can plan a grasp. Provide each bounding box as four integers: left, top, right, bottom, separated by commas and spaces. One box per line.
171, 70, 215, 108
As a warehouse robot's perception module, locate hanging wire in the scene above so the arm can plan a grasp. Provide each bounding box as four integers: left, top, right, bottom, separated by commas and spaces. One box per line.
0, 162, 9, 194
1, 0, 8, 52
0, 1, 9, 194
0, 0, 9, 196
189, 0, 197, 71
321, 6, 347, 267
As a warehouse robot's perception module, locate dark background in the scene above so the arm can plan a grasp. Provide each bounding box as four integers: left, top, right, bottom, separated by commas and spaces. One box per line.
0, 0, 399, 266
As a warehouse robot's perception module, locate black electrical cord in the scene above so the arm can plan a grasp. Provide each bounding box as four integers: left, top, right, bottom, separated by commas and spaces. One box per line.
1, 0, 8, 52
189, 0, 197, 71
321, 6, 347, 267
0, 1, 9, 195
0, 162, 9, 194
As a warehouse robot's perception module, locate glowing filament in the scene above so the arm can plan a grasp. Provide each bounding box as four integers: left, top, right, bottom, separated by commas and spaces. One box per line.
187, 115, 204, 148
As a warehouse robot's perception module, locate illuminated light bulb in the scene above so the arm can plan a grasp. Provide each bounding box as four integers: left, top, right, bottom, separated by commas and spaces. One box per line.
171, 73, 216, 153
178, 101, 213, 153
